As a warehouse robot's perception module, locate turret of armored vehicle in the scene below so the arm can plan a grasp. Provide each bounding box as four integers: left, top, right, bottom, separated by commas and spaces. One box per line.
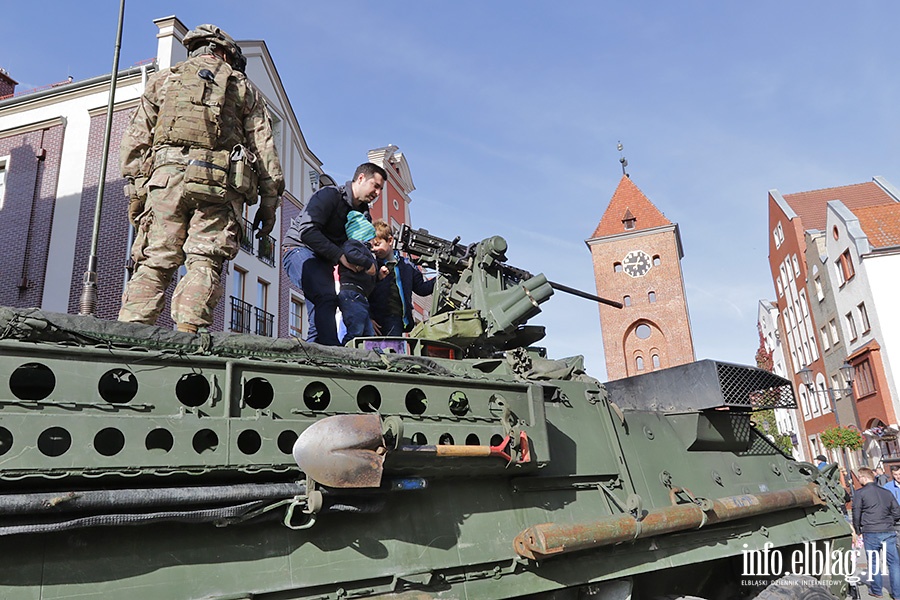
0, 227, 852, 600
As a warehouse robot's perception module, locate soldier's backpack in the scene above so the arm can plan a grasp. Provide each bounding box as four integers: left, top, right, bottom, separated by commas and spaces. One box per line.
154, 58, 244, 203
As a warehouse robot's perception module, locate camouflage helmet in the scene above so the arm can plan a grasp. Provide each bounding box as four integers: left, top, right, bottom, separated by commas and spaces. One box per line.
183, 24, 243, 68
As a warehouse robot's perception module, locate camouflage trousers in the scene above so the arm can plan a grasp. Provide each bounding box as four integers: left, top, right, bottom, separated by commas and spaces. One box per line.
118, 166, 243, 327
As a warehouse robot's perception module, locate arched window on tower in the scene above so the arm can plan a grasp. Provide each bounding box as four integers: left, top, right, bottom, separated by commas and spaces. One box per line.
653, 255, 661, 266
623, 295, 632, 306
652, 354, 660, 369
636, 356, 644, 371
648, 291, 656, 303
614, 262, 623, 273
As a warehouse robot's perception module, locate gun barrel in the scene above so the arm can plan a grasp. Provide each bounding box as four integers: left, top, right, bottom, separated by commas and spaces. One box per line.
548, 281, 623, 309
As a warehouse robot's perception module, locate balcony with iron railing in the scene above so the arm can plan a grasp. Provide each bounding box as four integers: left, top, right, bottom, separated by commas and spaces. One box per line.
229, 296, 252, 334
239, 218, 254, 254
255, 307, 274, 337
257, 234, 276, 267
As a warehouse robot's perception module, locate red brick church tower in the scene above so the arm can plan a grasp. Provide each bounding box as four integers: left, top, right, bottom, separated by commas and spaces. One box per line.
586, 175, 695, 380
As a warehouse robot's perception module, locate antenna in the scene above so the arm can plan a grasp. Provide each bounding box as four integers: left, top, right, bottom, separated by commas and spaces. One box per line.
617, 141, 629, 177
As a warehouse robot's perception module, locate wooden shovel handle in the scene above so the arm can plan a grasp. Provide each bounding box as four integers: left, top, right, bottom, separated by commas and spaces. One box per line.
397, 432, 530, 464
433, 445, 493, 457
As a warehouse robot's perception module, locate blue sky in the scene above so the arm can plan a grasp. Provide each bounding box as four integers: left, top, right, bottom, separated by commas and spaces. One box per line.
4, 1, 900, 379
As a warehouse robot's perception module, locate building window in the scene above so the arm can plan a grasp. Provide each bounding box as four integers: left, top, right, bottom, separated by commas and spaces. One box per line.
773, 223, 784, 248
257, 233, 276, 267
777, 279, 783, 297
799, 387, 810, 419
270, 113, 283, 169
854, 360, 876, 397
623, 295, 632, 307
0, 155, 7, 210
845, 312, 857, 342
623, 218, 635, 230
799, 290, 809, 318
614, 262, 623, 273
829, 319, 839, 346
814, 277, 824, 301
792, 254, 800, 277
233, 267, 246, 301
817, 377, 829, 413
648, 291, 656, 303
652, 354, 660, 369
835, 250, 854, 286
820, 326, 830, 351
256, 279, 268, 311
230, 268, 250, 333
254, 279, 273, 337
858, 302, 870, 334
636, 356, 644, 371
290, 297, 304, 338
652, 255, 661, 266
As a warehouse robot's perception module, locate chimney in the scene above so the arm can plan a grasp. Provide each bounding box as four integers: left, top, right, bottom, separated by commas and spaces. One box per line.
0, 68, 18, 98
153, 15, 189, 70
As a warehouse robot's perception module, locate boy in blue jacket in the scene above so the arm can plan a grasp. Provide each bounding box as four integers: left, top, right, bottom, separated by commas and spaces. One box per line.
337, 211, 377, 344
369, 220, 435, 336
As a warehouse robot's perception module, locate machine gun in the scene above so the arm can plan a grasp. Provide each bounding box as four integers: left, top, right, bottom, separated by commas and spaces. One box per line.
395, 225, 622, 356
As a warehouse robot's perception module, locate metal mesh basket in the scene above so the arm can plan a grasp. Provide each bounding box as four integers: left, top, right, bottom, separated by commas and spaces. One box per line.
716, 362, 796, 410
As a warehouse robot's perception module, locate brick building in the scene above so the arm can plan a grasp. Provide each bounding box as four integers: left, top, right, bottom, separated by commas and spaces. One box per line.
766, 178, 900, 465
0, 16, 415, 339
586, 175, 695, 380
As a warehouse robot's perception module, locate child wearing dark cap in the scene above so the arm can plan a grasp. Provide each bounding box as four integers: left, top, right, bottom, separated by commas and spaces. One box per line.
338, 211, 378, 344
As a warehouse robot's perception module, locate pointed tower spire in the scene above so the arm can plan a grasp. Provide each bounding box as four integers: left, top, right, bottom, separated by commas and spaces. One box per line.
590, 176, 672, 239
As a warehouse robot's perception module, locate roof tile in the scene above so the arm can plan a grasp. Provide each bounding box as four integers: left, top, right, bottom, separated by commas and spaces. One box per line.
855, 203, 900, 248
783, 181, 895, 231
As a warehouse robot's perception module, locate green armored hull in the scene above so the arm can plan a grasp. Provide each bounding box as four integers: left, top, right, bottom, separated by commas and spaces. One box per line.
0, 230, 852, 600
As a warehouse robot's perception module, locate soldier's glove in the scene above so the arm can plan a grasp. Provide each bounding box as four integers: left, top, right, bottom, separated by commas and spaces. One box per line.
124, 176, 148, 226
252, 196, 280, 239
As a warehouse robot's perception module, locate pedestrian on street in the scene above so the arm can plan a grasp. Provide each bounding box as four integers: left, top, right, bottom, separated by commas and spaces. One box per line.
853, 467, 900, 598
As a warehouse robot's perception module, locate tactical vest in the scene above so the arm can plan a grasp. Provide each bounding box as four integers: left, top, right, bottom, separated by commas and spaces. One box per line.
153, 57, 244, 151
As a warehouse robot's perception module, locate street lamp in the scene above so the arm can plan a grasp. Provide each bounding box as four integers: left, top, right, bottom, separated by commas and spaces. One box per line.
797, 363, 867, 467
840, 362, 855, 388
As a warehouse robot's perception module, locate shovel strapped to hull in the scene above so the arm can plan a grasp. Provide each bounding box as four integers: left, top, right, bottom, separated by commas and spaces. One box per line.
293, 414, 533, 489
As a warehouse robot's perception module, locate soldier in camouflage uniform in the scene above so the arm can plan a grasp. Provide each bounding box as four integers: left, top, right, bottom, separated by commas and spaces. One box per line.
119, 24, 284, 333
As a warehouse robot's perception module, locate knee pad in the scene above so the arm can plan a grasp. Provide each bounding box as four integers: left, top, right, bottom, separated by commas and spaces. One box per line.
185, 256, 223, 273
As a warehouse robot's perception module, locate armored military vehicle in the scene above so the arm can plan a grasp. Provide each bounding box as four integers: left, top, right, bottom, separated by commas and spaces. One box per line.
0, 226, 852, 600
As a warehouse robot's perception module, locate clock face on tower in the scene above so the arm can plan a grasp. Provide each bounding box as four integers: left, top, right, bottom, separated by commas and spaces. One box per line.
623, 250, 652, 278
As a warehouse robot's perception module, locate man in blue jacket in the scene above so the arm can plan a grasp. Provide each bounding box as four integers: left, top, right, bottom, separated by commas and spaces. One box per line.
282, 163, 386, 345
369, 220, 435, 336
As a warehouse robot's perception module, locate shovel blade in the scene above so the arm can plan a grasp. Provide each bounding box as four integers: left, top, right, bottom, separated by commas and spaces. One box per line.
292, 414, 385, 488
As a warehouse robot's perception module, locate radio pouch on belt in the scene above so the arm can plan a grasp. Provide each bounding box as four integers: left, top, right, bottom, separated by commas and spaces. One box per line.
229, 144, 259, 204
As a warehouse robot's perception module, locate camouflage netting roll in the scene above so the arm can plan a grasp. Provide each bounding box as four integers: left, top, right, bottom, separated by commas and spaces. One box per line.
0, 307, 453, 376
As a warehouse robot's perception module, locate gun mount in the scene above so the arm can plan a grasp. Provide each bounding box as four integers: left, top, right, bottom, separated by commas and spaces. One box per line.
396, 225, 622, 356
